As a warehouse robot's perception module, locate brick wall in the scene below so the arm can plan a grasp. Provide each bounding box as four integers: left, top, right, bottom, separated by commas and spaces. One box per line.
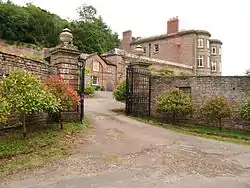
0, 51, 55, 80
150, 76, 250, 130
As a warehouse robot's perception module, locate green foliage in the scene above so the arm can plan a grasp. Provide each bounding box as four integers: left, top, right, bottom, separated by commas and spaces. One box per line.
84, 85, 95, 95
0, 95, 11, 125
156, 88, 193, 124
240, 98, 250, 121
113, 80, 126, 103
200, 96, 232, 131
1, 71, 59, 115
245, 69, 250, 76
71, 4, 120, 54
0, 2, 119, 53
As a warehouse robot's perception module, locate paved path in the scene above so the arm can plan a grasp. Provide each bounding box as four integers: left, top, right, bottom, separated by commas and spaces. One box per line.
1, 91, 250, 188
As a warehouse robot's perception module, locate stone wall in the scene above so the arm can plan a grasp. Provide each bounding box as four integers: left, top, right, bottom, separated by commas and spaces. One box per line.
0, 51, 56, 80
0, 39, 46, 61
150, 76, 250, 129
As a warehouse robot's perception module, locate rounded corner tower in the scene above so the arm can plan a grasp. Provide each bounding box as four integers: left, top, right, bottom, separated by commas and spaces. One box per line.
210, 39, 222, 76
195, 30, 212, 76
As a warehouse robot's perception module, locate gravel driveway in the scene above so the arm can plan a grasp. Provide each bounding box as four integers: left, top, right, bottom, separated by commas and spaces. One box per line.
1, 91, 250, 188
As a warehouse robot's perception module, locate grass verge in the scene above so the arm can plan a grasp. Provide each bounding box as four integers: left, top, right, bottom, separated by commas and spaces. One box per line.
132, 117, 250, 145
0, 119, 90, 180
110, 108, 250, 145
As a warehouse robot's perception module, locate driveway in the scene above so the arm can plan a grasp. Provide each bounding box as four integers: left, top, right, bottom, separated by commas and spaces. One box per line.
1, 91, 250, 188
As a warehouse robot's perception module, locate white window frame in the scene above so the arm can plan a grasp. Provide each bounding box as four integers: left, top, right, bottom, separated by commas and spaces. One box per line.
211, 61, 216, 72
107, 66, 112, 73
197, 38, 204, 48
154, 44, 159, 53
219, 47, 221, 55
207, 40, 210, 49
211, 47, 217, 55
197, 55, 204, 67
92, 76, 99, 86
207, 56, 210, 68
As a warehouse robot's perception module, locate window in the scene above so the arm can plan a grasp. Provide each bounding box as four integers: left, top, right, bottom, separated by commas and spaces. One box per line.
211, 47, 217, 55
197, 38, 204, 48
207, 56, 210, 68
143, 47, 146, 53
207, 40, 210, 49
93, 61, 100, 72
211, 61, 216, 72
92, 76, 99, 85
197, 55, 204, 67
154, 44, 159, 53
107, 66, 112, 73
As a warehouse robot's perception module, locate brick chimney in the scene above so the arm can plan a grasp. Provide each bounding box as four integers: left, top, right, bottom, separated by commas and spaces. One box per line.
121, 30, 132, 53
167, 16, 179, 35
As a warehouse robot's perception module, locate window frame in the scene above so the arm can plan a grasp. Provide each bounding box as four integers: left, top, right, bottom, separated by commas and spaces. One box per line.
92, 76, 99, 86
197, 55, 204, 67
207, 55, 210, 68
211, 47, 217, 55
154, 44, 159, 53
197, 38, 204, 48
207, 39, 210, 49
211, 61, 217, 72
107, 66, 112, 73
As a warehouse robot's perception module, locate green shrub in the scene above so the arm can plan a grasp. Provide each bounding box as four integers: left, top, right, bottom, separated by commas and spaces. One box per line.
113, 80, 126, 103
240, 98, 250, 121
84, 86, 95, 95
156, 88, 193, 124
200, 96, 232, 131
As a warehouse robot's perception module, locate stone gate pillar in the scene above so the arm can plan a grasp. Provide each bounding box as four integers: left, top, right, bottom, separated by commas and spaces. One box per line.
48, 28, 80, 90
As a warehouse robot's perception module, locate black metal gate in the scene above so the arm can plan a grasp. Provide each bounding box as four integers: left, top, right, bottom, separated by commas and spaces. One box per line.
125, 65, 151, 117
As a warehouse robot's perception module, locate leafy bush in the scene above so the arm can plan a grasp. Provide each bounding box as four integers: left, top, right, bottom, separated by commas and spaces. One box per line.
240, 98, 250, 121
200, 96, 232, 131
84, 85, 95, 95
0, 71, 59, 137
0, 95, 11, 125
113, 80, 126, 103
43, 75, 79, 129
156, 88, 193, 124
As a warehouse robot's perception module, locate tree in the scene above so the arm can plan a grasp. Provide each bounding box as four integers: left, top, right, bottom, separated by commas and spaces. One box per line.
43, 75, 79, 129
156, 88, 193, 124
0, 71, 59, 137
71, 4, 120, 54
240, 98, 250, 122
200, 96, 232, 131
113, 80, 126, 103
245, 69, 250, 76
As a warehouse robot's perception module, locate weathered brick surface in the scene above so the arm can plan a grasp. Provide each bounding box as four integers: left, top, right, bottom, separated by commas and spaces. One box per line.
150, 76, 250, 130
0, 51, 52, 80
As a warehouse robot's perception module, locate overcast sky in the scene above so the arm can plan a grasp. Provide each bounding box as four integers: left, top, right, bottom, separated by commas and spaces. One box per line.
9, 0, 250, 75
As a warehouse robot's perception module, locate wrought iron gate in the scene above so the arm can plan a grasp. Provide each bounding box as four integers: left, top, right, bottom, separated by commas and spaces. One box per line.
125, 65, 151, 117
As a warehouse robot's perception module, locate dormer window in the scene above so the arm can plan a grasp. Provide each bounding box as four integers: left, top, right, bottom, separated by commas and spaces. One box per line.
211, 47, 217, 55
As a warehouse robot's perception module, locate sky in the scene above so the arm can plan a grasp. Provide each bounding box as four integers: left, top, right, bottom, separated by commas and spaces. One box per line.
9, 0, 250, 76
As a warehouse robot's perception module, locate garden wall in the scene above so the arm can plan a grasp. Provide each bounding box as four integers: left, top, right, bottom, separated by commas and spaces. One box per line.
150, 76, 250, 130
0, 51, 57, 80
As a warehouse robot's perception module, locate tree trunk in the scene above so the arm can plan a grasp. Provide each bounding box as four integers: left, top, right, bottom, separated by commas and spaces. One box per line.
219, 118, 222, 132
172, 112, 177, 125
22, 114, 27, 138
59, 111, 63, 130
